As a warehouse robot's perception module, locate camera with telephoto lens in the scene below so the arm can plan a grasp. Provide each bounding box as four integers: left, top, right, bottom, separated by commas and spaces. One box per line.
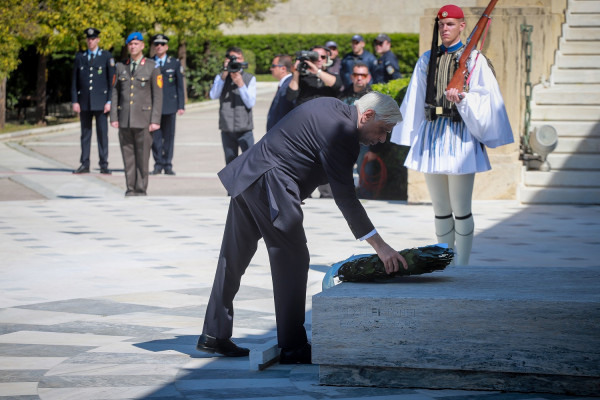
295, 50, 320, 75
225, 55, 248, 73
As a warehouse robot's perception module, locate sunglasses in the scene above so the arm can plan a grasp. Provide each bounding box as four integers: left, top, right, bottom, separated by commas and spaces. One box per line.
270, 64, 284, 68
319, 55, 328, 60
153, 43, 166, 47
374, 41, 384, 46
352, 73, 368, 78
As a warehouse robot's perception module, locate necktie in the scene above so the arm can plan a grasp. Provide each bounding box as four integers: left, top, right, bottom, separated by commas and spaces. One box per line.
131, 61, 137, 74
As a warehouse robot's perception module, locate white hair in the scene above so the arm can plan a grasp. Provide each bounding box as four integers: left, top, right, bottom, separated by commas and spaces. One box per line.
355, 91, 402, 125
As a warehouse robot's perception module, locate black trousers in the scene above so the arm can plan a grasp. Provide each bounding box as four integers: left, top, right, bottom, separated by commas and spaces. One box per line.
79, 110, 109, 169
152, 113, 176, 171
221, 130, 254, 165
203, 169, 309, 349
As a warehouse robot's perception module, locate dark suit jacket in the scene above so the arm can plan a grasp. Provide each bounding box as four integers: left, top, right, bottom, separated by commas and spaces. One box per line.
155, 56, 185, 114
110, 57, 163, 129
218, 97, 374, 239
71, 49, 115, 111
266, 75, 294, 131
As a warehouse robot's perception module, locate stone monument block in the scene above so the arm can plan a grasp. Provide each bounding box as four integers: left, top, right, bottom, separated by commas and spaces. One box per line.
312, 266, 600, 396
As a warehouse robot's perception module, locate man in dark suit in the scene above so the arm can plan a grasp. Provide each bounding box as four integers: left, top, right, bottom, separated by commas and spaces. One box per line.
71, 27, 115, 174
150, 34, 185, 175
196, 92, 408, 364
110, 32, 163, 196
266, 54, 294, 131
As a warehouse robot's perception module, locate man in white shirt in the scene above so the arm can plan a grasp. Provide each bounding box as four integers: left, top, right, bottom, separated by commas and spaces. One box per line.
209, 47, 256, 165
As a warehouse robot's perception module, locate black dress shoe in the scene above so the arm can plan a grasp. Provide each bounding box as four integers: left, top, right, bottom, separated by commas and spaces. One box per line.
100, 167, 111, 174
73, 165, 89, 174
280, 342, 312, 364
150, 167, 162, 175
164, 169, 176, 175
196, 333, 249, 357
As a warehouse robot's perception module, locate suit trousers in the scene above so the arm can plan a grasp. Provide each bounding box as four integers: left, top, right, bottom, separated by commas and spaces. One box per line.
152, 113, 176, 171
119, 127, 153, 195
203, 169, 310, 350
221, 130, 254, 165
79, 110, 109, 169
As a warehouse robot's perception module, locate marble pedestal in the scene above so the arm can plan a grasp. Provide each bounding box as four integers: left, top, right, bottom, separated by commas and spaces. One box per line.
312, 266, 600, 396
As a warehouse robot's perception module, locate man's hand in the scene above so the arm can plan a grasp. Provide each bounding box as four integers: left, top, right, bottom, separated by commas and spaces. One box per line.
177, 109, 185, 116
366, 233, 408, 274
104, 103, 111, 114
445, 88, 465, 103
149, 123, 160, 132
110, 121, 119, 129
72, 103, 81, 114
230, 71, 245, 88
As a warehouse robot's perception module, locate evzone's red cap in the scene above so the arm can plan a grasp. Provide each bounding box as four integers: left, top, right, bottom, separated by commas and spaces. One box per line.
437, 4, 465, 19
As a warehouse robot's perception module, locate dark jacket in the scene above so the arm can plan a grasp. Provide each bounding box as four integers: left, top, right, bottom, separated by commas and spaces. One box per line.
218, 97, 374, 239
286, 73, 342, 108
155, 56, 185, 114
340, 50, 377, 88
267, 75, 295, 131
372, 51, 401, 84
71, 49, 115, 111
110, 57, 163, 129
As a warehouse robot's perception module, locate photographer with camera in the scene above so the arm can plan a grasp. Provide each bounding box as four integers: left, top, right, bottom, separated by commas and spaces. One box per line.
286, 46, 341, 108
209, 47, 256, 165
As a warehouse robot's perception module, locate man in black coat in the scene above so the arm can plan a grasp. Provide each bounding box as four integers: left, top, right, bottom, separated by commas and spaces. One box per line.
150, 34, 185, 175
71, 28, 115, 174
266, 54, 294, 131
197, 92, 408, 364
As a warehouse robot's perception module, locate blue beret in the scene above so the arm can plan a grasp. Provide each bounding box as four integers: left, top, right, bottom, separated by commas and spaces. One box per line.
126, 32, 144, 44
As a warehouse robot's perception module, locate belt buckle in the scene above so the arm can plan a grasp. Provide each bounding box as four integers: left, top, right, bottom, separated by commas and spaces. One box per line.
436, 107, 443, 115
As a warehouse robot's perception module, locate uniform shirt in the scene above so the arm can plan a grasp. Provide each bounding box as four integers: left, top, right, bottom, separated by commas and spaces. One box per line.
340, 50, 377, 88
110, 57, 163, 129
71, 48, 115, 111
155, 55, 185, 114
372, 51, 401, 84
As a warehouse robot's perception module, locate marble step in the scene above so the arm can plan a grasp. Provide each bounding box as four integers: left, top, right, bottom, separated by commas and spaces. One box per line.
563, 25, 600, 40
523, 170, 600, 187
551, 67, 600, 83
569, 0, 600, 14
530, 120, 600, 137
313, 266, 600, 394
530, 104, 600, 121
546, 153, 600, 170
555, 53, 600, 69
553, 137, 600, 153
566, 13, 600, 26
518, 186, 600, 204
559, 39, 600, 54
532, 84, 600, 105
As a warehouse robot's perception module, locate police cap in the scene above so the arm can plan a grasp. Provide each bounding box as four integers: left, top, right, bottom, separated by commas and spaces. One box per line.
85, 28, 100, 38
151, 34, 169, 44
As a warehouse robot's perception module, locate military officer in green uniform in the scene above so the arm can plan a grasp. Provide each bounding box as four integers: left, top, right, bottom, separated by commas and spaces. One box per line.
110, 32, 163, 196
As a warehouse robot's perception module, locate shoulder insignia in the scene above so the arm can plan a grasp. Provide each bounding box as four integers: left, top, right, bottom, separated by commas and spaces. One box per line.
157, 74, 163, 88
110, 58, 115, 67
140, 58, 146, 65
386, 65, 395, 75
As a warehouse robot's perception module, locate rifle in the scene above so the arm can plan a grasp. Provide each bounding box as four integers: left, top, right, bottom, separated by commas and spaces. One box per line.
446, 0, 499, 93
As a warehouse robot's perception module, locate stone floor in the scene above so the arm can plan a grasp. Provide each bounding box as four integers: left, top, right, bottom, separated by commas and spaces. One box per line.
1, 83, 599, 399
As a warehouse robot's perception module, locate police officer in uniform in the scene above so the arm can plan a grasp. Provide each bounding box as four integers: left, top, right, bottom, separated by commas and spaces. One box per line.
71, 27, 115, 174
110, 32, 163, 196
372, 33, 402, 84
150, 34, 185, 175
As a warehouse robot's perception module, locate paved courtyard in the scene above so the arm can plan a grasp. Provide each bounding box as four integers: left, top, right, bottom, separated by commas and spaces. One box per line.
0, 83, 599, 399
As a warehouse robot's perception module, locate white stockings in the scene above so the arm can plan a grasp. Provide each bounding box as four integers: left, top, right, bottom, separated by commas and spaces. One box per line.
424, 173, 475, 266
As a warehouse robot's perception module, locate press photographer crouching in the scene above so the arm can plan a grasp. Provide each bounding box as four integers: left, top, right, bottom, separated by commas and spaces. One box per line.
286, 46, 342, 107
